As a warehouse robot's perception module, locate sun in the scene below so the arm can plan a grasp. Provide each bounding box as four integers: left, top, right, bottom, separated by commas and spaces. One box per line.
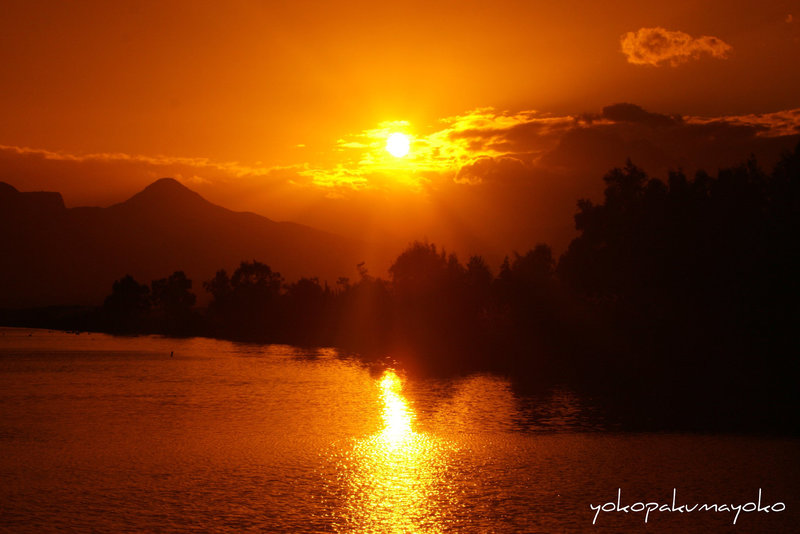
386, 132, 410, 158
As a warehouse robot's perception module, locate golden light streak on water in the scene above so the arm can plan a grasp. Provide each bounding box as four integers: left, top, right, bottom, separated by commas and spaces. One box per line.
377, 370, 414, 446
336, 369, 454, 533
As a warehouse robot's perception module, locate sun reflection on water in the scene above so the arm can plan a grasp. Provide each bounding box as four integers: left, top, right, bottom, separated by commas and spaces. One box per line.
377, 370, 414, 446
334, 369, 454, 533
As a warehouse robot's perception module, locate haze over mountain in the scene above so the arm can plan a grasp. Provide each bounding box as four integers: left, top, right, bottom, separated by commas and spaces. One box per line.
0, 178, 368, 307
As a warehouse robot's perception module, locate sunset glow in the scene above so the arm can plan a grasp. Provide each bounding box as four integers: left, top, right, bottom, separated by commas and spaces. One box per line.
1, 2, 798, 532
0, 2, 797, 260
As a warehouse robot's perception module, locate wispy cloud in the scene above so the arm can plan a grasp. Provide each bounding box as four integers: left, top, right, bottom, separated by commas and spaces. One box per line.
684, 108, 800, 137
0, 144, 285, 179
620, 27, 732, 67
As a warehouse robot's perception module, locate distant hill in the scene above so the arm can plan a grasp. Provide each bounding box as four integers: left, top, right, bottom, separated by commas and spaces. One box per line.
0, 178, 366, 307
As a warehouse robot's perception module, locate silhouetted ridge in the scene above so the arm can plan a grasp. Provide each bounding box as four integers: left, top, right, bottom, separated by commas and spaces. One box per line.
0, 181, 65, 214
0, 182, 19, 196
0, 177, 364, 307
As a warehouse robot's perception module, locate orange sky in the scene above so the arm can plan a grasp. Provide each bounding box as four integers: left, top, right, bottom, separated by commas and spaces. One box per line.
1, 0, 799, 263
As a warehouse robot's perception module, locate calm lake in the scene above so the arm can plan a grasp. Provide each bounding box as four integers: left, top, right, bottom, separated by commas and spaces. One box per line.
0, 327, 797, 532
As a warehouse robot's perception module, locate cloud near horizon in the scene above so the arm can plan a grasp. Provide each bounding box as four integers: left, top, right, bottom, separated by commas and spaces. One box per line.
621, 27, 732, 66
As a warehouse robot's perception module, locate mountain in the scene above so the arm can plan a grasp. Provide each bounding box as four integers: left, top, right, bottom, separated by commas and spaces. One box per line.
0, 178, 367, 307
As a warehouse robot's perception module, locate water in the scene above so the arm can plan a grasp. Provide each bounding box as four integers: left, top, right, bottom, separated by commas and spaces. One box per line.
0, 328, 797, 532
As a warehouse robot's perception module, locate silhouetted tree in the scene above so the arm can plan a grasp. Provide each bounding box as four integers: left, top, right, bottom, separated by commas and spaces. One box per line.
103, 275, 150, 332
387, 242, 484, 367
465, 255, 493, 317
284, 277, 329, 341
556, 145, 800, 428
203, 261, 283, 339
389, 242, 450, 300
333, 261, 393, 352
204, 269, 232, 316
231, 260, 283, 297
151, 271, 196, 333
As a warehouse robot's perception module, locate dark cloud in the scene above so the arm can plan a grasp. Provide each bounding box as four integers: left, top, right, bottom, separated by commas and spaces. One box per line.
446, 119, 569, 157
537, 126, 664, 171
538, 114, 798, 177
444, 105, 799, 255
601, 103, 681, 128
455, 156, 530, 185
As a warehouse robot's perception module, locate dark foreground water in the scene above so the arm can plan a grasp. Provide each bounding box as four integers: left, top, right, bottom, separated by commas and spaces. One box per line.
0, 328, 797, 532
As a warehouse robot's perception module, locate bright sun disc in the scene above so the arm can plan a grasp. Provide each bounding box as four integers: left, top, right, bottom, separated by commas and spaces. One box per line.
386, 132, 410, 158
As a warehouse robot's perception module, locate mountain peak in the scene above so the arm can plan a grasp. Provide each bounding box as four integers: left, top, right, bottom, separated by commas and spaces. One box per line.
142, 177, 193, 194
118, 177, 210, 211
145, 177, 188, 189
